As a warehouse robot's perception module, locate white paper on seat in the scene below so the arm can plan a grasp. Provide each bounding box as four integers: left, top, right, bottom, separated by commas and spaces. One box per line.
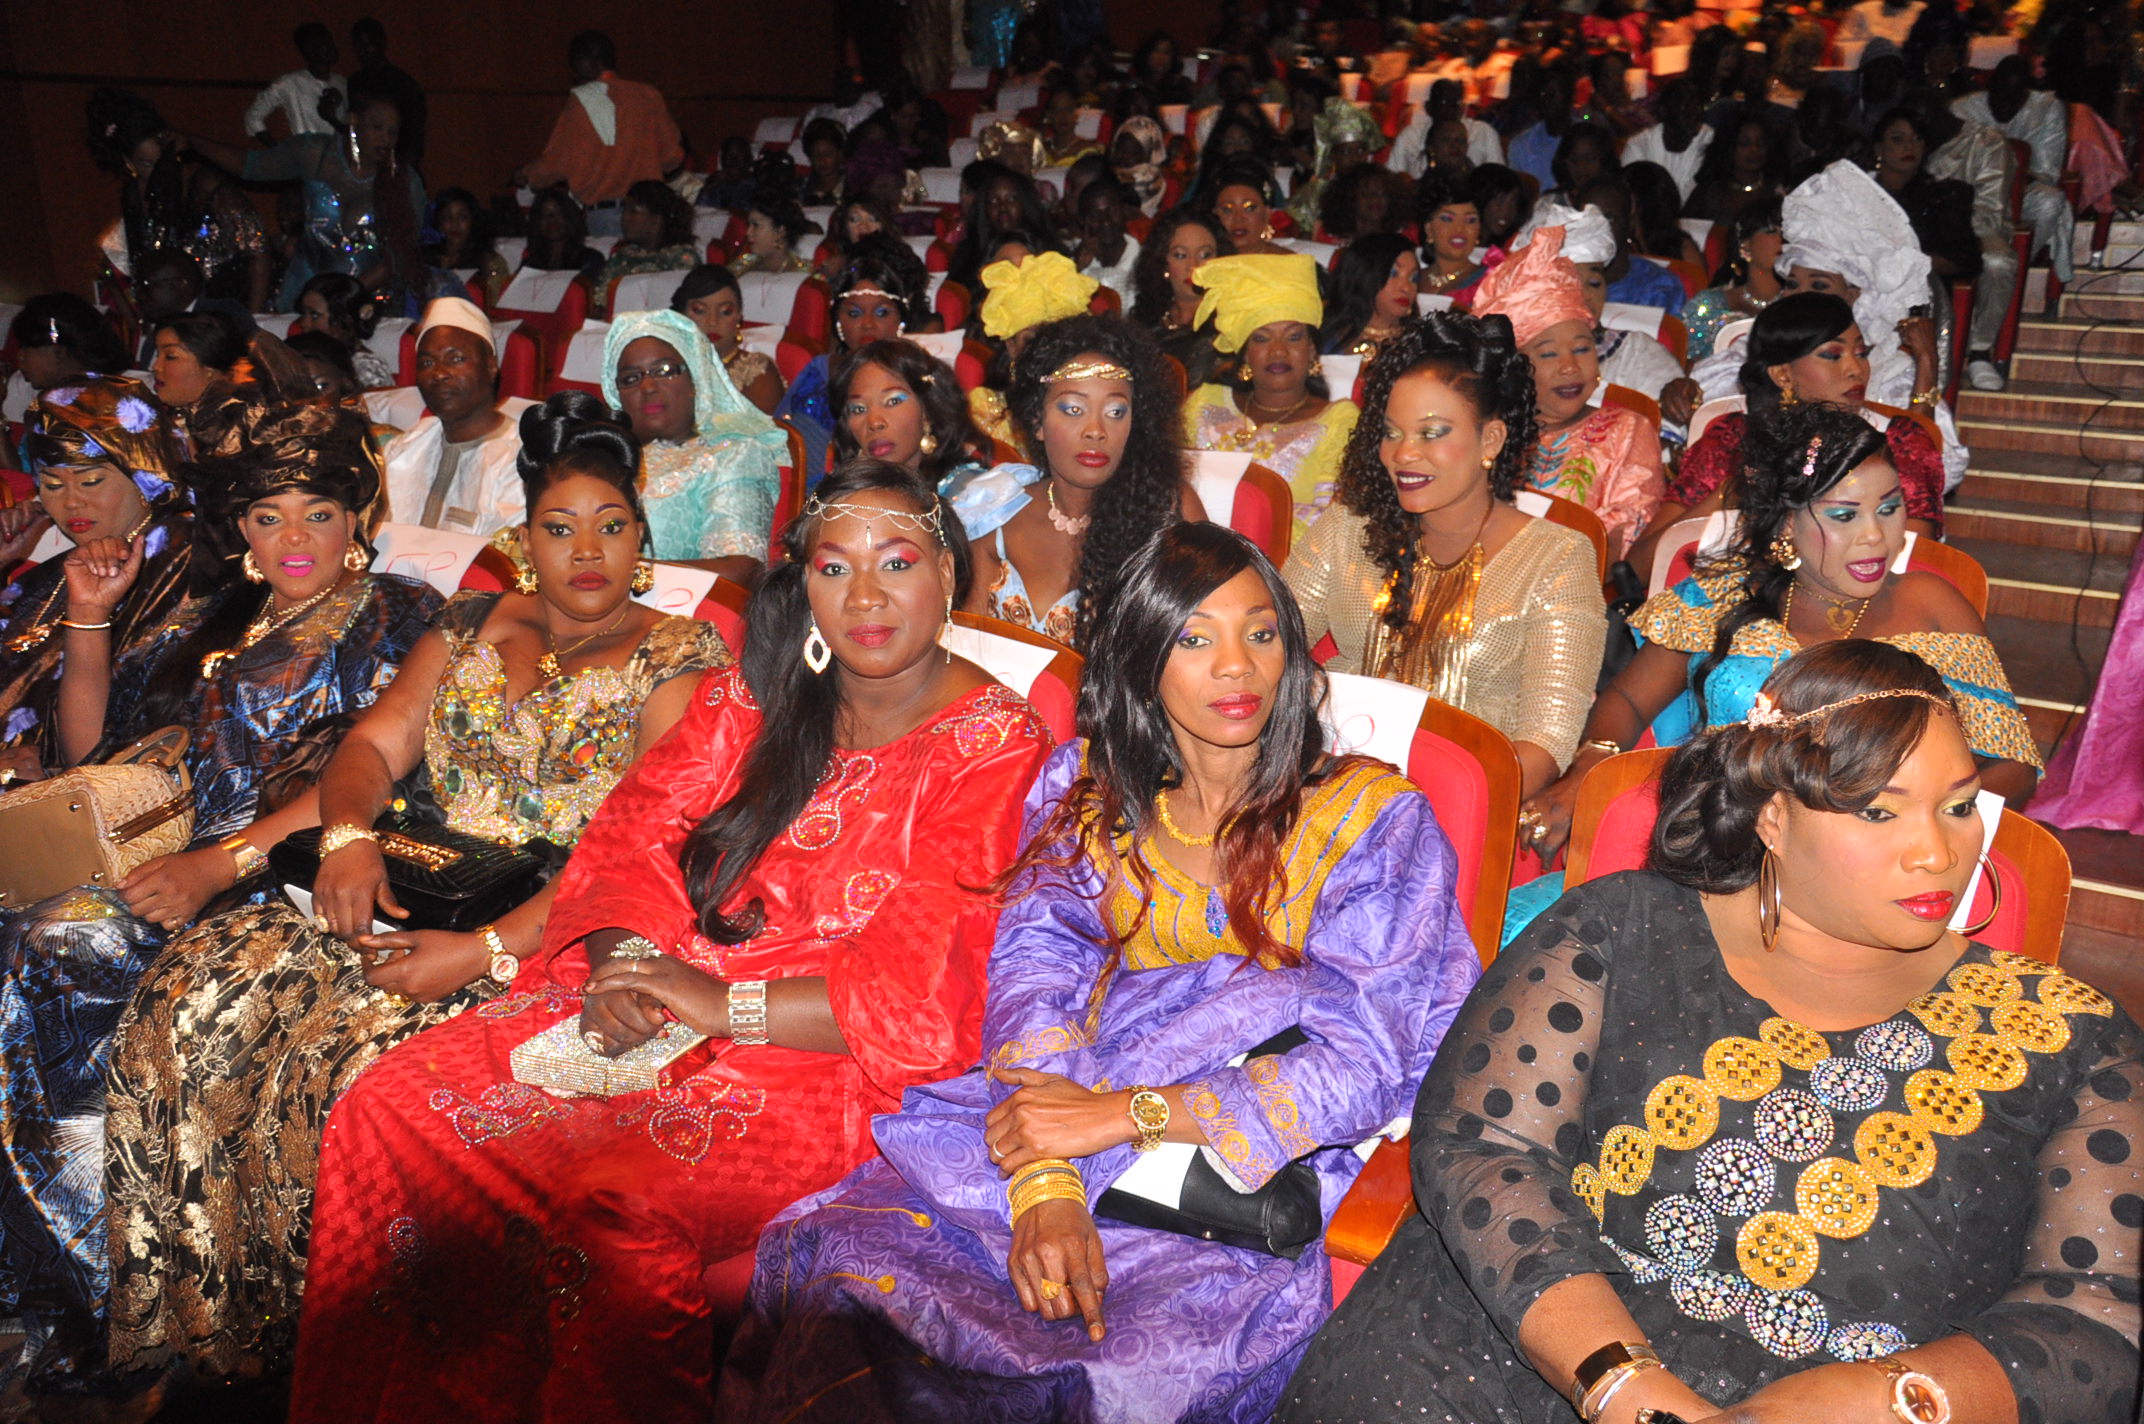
1699, 508, 1740, 555
495, 236, 527, 272
919, 168, 964, 205
1894, 529, 1918, 574
488, 318, 522, 361
1403, 73, 1434, 103
557, 322, 612, 384
1688, 394, 1745, 444
612, 269, 690, 316
753, 116, 800, 146
634, 562, 717, 616
498, 268, 579, 315
364, 317, 412, 369
1416, 292, 1455, 315
1322, 354, 1363, 402
736, 272, 809, 326
452, 267, 478, 288
997, 82, 1042, 112
0, 304, 23, 346
738, 325, 782, 361
1968, 36, 2018, 68
361, 386, 428, 431
1160, 105, 1189, 136
950, 65, 991, 90
1075, 108, 1103, 139
1513, 490, 1552, 519
1601, 302, 1665, 340
3, 371, 34, 426
1949, 789, 2006, 931
693, 210, 730, 244
1182, 449, 1253, 523
909, 330, 965, 365
927, 272, 949, 304
1322, 671, 1430, 775
1032, 169, 1065, 199
371, 522, 488, 595
1679, 217, 1715, 249
903, 234, 937, 262
1281, 238, 1338, 267
1628, 71, 1649, 100
969, 109, 1016, 137
939, 623, 1057, 699
949, 137, 979, 168
27, 525, 69, 566
252, 312, 298, 339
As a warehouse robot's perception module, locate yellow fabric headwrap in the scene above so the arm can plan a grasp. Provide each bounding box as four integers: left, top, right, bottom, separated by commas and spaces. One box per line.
978, 251, 1099, 340
1191, 253, 1325, 354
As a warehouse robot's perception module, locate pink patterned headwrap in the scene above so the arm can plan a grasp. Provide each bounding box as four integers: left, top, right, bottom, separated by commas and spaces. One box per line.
1470, 225, 1594, 347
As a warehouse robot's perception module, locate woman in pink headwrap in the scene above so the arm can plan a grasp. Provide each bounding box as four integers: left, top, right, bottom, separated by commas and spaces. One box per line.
1471, 225, 1665, 560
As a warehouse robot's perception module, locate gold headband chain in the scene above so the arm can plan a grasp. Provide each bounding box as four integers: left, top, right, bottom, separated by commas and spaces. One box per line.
1041, 358, 1133, 384
801, 497, 945, 539
1744, 687, 1952, 733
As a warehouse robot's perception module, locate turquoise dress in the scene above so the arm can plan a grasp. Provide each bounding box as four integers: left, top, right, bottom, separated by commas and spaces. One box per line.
1501, 567, 2042, 946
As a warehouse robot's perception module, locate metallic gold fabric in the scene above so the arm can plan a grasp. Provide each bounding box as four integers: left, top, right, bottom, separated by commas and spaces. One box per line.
1284, 504, 1608, 769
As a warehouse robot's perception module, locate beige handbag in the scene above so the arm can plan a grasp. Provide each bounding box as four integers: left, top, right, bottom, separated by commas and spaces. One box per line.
0, 726, 194, 912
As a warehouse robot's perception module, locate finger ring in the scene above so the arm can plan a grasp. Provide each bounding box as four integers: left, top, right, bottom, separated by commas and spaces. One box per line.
989, 1140, 1006, 1162
1529, 821, 1549, 842
1037, 1278, 1062, 1301
384, 992, 412, 1009
583, 1030, 606, 1053
315, 915, 332, 932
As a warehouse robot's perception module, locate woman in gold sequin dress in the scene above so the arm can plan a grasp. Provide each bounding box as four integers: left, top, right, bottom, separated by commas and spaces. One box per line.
1281, 640, 2141, 1424
1284, 312, 1606, 800
86, 396, 729, 1396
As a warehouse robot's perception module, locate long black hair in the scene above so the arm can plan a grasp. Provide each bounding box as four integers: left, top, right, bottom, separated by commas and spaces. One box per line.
1128, 206, 1234, 329
678, 460, 962, 943
1693, 400, 1889, 717
1320, 232, 1415, 354
1004, 314, 1185, 648
1001, 521, 1340, 1000
1334, 310, 1538, 631
1736, 291, 1857, 417
1652, 639, 1956, 892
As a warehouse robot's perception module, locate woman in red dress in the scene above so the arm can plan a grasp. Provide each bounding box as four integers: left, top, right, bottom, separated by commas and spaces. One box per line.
289, 461, 1054, 1423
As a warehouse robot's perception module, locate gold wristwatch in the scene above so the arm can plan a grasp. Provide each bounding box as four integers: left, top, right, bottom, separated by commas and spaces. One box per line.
319, 823, 379, 857
1867, 1355, 1950, 1423
479, 924, 518, 986
1127, 1086, 1170, 1152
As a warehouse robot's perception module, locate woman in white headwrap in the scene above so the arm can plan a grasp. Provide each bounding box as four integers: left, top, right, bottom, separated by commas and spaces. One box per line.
1517, 203, 1686, 407
1690, 160, 1967, 491
601, 307, 787, 581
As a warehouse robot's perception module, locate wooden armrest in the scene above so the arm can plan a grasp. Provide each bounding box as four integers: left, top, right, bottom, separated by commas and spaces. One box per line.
1324, 1135, 1416, 1266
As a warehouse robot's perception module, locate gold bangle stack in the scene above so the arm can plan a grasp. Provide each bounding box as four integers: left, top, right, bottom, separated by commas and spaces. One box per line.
220, 833, 267, 880
1006, 1158, 1085, 1223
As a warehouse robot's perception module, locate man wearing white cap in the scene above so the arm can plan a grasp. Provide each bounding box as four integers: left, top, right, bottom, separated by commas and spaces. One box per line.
380, 299, 532, 536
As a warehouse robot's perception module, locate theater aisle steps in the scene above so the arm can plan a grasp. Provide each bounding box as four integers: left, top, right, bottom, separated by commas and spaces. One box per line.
1950, 223, 2144, 1020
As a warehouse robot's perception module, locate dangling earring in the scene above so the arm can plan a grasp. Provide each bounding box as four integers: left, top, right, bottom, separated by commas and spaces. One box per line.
514, 564, 539, 595
1259, 223, 1276, 243
343, 540, 369, 573
1959, 857, 2004, 936
631, 558, 655, 594
346, 127, 362, 170
1757, 846, 1784, 951
919, 431, 939, 456
1769, 531, 1802, 571
1778, 381, 1799, 406
1237, 358, 1254, 382
803, 621, 833, 674
242, 551, 264, 583
1309, 356, 1326, 379
942, 594, 954, 664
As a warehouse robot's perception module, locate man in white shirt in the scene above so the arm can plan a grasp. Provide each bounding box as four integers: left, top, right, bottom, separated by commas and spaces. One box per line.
1075, 180, 1142, 306
1621, 79, 1713, 202
1953, 57, 2077, 287
244, 23, 347, 142
1390, 79, 1503, 178
381, 300, 529, 536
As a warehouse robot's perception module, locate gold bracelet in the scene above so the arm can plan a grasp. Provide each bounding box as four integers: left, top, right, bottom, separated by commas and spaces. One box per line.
58, 619, 113, 631
1579, 738, 1624, 759
1008, 1157, 1079, 1188
319, 823, 378, 857
1009, 1177, 1088, 1223
219, 833, 267, 880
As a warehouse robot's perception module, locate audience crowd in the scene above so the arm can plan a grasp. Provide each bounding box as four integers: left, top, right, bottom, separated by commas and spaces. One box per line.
0, 4, 2137, 1421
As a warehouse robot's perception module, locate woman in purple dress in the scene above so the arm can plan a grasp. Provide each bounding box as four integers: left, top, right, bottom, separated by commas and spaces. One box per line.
719, 521, 1484, 1423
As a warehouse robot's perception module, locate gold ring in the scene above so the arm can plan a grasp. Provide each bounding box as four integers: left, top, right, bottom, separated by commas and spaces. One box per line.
0, 768, 16, 787
384, 991, 412, 1009
1038, 1278, 1062, 1301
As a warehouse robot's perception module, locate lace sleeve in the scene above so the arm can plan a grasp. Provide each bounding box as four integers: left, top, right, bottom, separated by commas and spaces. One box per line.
1410, 885, 1624, 1349
1664, 416, 1744, 510
1960, 1016, 2143, 1419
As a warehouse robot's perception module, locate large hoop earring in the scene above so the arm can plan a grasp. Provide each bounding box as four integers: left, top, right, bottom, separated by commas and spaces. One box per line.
513, 564, 539, 596
803, 621, 832, 674
1757, 847, 1783, 951
1769, 531, 1802, 571
242, 550, 265, 584
1959, 857, 2004, 937
631, 559, 655, 595
343, 541, 369, 573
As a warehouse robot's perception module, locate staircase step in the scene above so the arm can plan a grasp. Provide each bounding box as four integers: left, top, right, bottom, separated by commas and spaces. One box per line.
1956, 383, 2144, 432
1987, 613, 2112, 713
2060, 288, 2144, 322
2050, 826, 2144, 940
2020, 695, 2086, 750
1958, 451, 2144, 513
1956, 540, 2126, 627
2014, 318, 2144, 357
1945, 497, 2141, 556
2075, 218, 2144, 266
2008, 348, 2144, 389
2040, 265, 2144, 297
1958, 416, 2144, 463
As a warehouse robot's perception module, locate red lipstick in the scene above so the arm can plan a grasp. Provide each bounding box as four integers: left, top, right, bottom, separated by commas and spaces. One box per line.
1896, 891, 1955, 922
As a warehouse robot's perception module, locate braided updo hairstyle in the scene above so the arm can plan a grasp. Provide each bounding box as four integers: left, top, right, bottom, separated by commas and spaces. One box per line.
516, 391, 646, 528
1694, 400, 1888, 718
1334, 310, 1539, 631
1651, 639, 1956, 892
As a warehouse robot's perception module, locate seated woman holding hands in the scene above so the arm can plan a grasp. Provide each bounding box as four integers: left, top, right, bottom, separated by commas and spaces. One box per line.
290, 461, 1055, 1424
1181, 253, 1360, 544
1511, 401, 2040, 941
722, 520, 1484, 1424
1285, 312, 1607, 800
954, 314, 1202, 649
1626, 293, 1946, 585
1471, 223, 1665, 562
79, 396, 731, 1401
600, 307, 788, 583
1282, 639, 2139, 1424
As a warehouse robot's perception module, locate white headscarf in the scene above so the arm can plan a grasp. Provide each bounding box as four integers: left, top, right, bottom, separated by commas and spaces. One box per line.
1777, 160, 1930, 401
1514, 202, 1616, 265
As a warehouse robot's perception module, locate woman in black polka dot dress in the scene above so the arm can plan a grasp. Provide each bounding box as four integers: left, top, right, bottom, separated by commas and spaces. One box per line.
1279, 640, 2140, 1424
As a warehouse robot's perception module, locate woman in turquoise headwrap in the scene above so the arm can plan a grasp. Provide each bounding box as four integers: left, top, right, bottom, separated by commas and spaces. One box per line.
601, 307, 787, 582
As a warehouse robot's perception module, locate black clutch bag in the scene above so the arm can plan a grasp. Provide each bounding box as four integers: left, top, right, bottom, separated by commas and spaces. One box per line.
1094, 1027, 1325, 1260
270, 814, 554, 933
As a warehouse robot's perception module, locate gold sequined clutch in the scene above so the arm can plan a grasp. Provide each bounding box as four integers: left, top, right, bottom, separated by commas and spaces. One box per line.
509, 1018, 711, 1098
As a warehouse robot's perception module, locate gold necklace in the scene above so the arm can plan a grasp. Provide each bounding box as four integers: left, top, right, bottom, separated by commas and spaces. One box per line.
538, 603, 633, 679
1783, 581, 1872, 638
1244, 392, 1312, 428
202, 572, 349, 677
1155, 788, 1230, 847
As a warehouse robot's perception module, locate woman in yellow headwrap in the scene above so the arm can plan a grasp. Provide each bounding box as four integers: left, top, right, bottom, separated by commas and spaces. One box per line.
967, 249, 1101, 450
1181, 252, 1360, 543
